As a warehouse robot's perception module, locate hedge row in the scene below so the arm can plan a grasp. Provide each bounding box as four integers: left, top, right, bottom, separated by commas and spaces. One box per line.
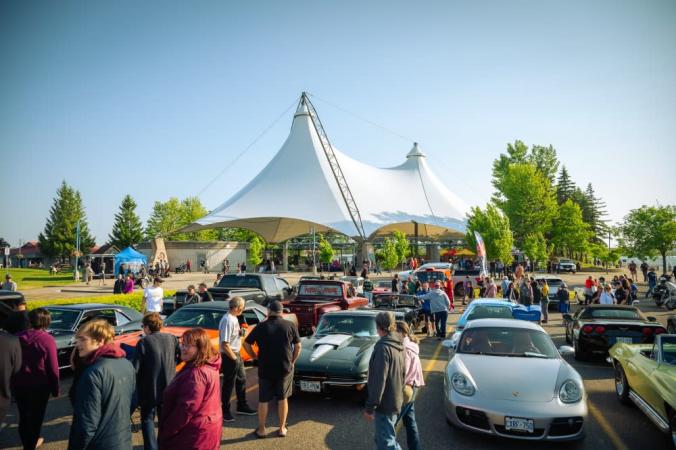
27, 290, 176, 312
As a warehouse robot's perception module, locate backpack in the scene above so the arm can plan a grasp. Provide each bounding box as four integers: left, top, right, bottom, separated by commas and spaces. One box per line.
519, 280, 533, 305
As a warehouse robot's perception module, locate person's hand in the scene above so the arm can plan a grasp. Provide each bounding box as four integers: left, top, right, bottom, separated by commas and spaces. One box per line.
363, 411, 374, 421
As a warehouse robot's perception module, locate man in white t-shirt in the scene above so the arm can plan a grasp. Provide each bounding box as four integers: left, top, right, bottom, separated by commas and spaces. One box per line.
218, 296, 256, 422
143, 278, 164, 313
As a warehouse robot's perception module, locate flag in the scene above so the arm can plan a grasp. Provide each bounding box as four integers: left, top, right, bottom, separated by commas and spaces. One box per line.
474, 231, 488, 277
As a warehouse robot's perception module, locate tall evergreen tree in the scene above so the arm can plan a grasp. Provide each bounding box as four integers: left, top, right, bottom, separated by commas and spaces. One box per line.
108, 195, 144, 249
584, 183, 609, 238
556, 166, 576, 205
38, 181, 96, 260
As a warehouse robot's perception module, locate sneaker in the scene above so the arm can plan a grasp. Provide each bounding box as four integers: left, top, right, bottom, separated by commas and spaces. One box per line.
236, 405, 257, 416
223, 411, 235, 423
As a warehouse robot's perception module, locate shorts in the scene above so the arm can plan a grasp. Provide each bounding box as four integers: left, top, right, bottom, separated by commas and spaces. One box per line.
259, 373, 293, 402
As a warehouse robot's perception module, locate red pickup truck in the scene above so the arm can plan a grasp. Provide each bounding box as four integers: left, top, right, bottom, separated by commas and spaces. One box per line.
285, 280, 368, 335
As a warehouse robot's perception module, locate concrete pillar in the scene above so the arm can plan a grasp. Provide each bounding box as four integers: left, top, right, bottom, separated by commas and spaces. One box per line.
282, 241, 289, 272
357, 240, 375, 267
427, 243, 440, 262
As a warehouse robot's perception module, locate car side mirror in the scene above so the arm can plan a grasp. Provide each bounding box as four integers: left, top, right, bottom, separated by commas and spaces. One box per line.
562, 314, 572, 322
441, 339, 454, 349
558, 345, 575, 356
646, 316, 657, 322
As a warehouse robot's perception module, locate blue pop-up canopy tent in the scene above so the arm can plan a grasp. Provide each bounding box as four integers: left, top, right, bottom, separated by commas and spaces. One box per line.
114, 247, 148, 276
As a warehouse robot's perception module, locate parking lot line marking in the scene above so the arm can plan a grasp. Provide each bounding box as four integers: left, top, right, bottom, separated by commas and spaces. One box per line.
396, 339, 443, 434
588, 400, 629, 450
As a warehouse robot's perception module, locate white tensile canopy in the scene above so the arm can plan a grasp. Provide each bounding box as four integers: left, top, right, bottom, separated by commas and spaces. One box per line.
182, 97, 469, 242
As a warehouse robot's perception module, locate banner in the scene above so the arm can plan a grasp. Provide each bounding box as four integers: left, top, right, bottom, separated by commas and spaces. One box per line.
474, 231, 488, 277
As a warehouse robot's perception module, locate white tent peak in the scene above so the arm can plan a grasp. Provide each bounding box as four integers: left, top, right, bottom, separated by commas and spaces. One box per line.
182, 94, 468, 242
406, 142, 426, 158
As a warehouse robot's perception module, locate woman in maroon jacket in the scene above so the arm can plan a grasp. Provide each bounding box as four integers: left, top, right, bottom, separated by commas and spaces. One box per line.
13, 308, 60, 450
159, 328, 222, 450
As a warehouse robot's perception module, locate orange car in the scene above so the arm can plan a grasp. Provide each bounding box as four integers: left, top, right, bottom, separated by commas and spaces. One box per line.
160, 301, 298, 368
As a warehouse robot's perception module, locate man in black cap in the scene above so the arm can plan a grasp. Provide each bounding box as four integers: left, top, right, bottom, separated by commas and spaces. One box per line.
243, 301, 301, 438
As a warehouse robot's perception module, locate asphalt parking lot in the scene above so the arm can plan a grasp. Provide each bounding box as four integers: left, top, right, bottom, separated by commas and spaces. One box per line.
1, 299, 673, 450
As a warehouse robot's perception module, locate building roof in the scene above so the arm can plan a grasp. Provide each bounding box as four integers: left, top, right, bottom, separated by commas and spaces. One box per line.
183, 95, 468, 242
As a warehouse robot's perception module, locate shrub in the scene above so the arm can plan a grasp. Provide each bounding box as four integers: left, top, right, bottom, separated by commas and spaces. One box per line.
27, 290, 176, 312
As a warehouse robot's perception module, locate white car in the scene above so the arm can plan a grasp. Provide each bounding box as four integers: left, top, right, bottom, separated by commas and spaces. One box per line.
556, 259, 576, 274
443, 319, 587, 441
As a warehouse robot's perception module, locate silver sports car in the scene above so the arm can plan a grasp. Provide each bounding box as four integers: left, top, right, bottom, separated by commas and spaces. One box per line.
443, 318, 587, 441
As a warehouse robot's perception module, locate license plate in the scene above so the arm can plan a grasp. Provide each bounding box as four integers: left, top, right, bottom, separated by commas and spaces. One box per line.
505, 417, 534, 433
615, 337, 633, 344
300, 380, 321, 392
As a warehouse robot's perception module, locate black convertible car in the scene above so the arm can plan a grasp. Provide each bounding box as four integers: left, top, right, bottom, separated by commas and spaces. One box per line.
45, 304, 144, 369
364, 293, 423, 332
563, 305, 666, 360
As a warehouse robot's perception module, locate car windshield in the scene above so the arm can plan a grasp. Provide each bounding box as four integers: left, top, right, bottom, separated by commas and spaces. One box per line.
466, 305, 514, 321
315, 315, 377, 337
298, 283, 343, 297
416, 271, 446, 283
218, 275, 261, 289
377, 281, 391, 288
164, 309, 226, 329
559, 259, 573, 264
373, 294, 417, 308
457, 327, 559, 358
582, 308, 643, 320
661, 336, 676, 365
46, 308, 81, 330
538, 279, 562, 286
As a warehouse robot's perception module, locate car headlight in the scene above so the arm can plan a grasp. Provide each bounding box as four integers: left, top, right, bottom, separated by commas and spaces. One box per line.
559, 379, 582, 403
451, 372, 475, 396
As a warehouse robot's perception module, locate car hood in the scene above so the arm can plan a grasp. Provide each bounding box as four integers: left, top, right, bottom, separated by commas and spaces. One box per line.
297, 334, 376, 367
456, 354, 561, 402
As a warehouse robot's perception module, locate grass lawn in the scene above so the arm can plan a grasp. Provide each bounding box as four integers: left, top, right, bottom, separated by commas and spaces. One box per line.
2, 267, 77, 290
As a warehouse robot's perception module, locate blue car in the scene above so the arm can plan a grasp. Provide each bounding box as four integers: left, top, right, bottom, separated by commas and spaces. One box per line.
448, 299, 517, 347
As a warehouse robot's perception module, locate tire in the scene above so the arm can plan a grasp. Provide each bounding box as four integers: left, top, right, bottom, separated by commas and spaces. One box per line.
574, 338, 588, 361
667, 406, 676, 449
614, 363, 631, 405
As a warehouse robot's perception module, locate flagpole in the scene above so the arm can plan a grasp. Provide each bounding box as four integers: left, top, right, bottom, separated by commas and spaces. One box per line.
74, 220, 81, 281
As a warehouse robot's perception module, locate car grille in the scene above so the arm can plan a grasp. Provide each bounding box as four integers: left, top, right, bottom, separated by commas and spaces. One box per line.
456, 407, 490, 430
295, 372, 364, 382
549, 417, 584, 436
494, 425, 545, 438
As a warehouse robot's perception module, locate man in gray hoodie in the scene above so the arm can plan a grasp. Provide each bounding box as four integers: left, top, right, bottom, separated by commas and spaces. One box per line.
418, 281, 451, 339
364, 311, 406, 450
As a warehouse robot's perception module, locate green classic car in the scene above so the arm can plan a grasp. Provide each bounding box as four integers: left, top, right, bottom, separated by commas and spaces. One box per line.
610, 334, 676, 447
293, 309, 405, 396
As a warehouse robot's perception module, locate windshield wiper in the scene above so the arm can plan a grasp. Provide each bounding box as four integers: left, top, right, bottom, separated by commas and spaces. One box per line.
520, 352, 549, 358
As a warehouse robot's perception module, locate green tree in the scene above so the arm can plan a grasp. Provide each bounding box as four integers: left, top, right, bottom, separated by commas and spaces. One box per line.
145, 198, 183, 239
392, 231, 411, 269
145, 197, 217, 241
217, 228, 260, 242
379, 238, 399, 271
38, 181, 96, 260
494, 163, 557, 248
318, 234, 335, 265
522, 232, 548, 269
590, 243, 622, 271
108, 195, 144, 249
556, 166, 576, 205
492, 141, 559, 203
618, 205, 676, 274
529, 145, 560, 186
464, 203, 514, 265
583, 183, 609, 239
0, 238, 9, 249
551, 199, 592, 257
248, 235, 264, 267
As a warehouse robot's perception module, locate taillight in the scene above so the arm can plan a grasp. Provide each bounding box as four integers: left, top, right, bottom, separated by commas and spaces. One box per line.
642, 327, 653, 336
594, 326, 606, 334
582, 325, 593, 334
654, 328, 666, 335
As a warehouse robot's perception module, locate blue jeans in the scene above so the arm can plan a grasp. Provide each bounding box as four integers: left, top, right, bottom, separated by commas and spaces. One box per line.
434, 311, 448, 338
374, 412, 401, 450
140, 405, 159, 450
401, 402, 421, 450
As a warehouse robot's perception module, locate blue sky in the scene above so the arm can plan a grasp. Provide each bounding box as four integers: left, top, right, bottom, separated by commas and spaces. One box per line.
1, 0, 675, 247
